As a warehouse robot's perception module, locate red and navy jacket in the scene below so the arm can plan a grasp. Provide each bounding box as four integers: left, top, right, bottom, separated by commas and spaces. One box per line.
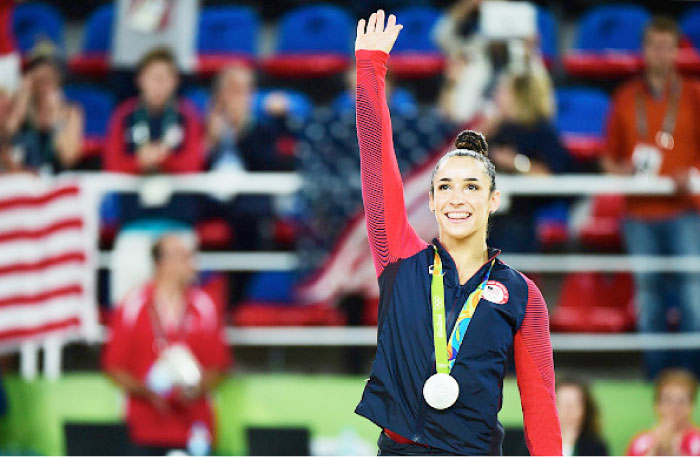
354, 49, 562, 456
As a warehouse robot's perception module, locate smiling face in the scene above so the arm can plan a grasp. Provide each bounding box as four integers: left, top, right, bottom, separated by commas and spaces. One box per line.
429, 155, 500, 243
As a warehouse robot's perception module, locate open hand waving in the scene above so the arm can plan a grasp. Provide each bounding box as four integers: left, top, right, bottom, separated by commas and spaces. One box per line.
355, 9, 403, 54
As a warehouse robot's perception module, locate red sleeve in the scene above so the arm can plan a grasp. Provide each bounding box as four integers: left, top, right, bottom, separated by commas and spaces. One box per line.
192, 290, 231, 371
104, 99, 140, 174
160, 100, 205, 173
355, 49, 427, 277
101, 307, 131, 372
514, 275, 562, 456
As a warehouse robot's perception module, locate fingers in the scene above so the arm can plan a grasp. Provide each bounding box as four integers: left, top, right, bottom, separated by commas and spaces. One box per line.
387, 13, 396, 29
367, 12, 377, 35
375, 9, 385, 33
356, 18, 366, 37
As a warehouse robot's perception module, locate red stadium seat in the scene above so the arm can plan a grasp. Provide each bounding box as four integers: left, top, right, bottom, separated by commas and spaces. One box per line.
195, 218, 234, 249
551, 272, 636, 332
561, 134, 605, 161
579, 194, 625, 250
232, 301, 346, 326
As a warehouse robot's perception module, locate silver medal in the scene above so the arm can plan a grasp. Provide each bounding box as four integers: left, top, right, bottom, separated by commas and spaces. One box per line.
423, 373, 460, 410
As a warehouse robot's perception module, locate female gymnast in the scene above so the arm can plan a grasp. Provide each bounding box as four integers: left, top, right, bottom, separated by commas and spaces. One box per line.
353, 10, 561, 456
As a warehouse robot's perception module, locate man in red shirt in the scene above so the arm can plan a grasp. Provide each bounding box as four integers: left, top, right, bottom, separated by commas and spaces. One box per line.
103, 233, 230, 454
602, 16, 700, 379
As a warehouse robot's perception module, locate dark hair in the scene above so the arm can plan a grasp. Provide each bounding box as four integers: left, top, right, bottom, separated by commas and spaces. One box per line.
137, 46, 178, 76
25, 40, 63, 79
151, 236, 165, 266
654, 368, 698, 404
644, 15, 680, 45
429, 130, 496, 195
556, 376, 602, 437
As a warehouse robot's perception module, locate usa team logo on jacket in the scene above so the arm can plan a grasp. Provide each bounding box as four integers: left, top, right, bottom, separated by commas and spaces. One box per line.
482, 281, 509, 304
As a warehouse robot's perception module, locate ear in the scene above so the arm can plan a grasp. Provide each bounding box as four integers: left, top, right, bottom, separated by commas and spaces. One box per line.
429, 191, 435, 213
488, 190, 501, 214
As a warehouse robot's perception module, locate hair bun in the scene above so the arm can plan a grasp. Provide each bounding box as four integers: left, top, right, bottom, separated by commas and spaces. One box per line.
454, 130, 488, 155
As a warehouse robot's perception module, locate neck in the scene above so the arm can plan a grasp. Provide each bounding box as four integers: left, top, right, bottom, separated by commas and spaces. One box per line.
647, 69, 673, 94
561, 423, 581, 444
440, 233, 489, 284
154, 276, 186, 306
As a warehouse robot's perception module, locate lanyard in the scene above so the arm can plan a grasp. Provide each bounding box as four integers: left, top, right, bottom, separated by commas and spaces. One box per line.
431, 247, 495, 374
148, 299, 187, 354
132, 98, 179, 148
635, 76, 681, 150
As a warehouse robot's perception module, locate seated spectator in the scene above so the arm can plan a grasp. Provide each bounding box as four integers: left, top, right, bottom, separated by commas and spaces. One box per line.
206, 63, 296, 172
103, 233, 230, 455
4, 42, 85, 173
481, 71, 571, 252
434, 0, 549, 124
556, 376, 609, 456
602, 16, 700, 380
105, 46, 203, 174
627, 369, 700, 456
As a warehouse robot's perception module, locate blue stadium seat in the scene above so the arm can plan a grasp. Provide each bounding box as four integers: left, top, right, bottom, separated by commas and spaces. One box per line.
68, 4, 114, 76
536, 6, 558, 67
64, 85, 115, 157
183, 86, 211, 117
12, 2, 64, 54
253, 90, 313, 121
678, 6, 700, 75
555, 87, 610, 159
389, 7, 444, 78
564, 4, 650, 78
197, 6, 259, 76
262, 4, 352, 78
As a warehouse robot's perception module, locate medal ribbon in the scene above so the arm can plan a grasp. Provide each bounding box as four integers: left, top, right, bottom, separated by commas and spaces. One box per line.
635, 76, 682, 149
431, 247, 495, 374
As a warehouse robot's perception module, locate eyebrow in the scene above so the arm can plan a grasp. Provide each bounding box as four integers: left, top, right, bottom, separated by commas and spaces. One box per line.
438, 177, 481, 182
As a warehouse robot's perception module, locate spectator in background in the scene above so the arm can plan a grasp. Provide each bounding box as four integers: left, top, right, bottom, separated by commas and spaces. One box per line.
105, 46, 203, 174
480, 71, 571, 252
206, 63, 296, 172
433, 0, 549, 124
557, 377, 609, 456
103, 233, 230, 455
627, 369, 700, 456
0, 0, 20, 95
4, 42, 85, 173
602, 16, 700, 379
203, 63, 297, 253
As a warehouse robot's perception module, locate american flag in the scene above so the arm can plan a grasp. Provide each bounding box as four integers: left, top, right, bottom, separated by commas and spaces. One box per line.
0, 175, 98, 350
297, 149, 443, 305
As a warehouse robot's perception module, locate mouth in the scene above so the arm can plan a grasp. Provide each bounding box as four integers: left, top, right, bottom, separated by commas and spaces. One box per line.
444, 211, 472, 223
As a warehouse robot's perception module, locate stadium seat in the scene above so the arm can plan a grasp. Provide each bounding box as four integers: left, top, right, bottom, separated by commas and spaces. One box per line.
579, 194, 625, 250
537, 6, 559, 68
678, 6, 700, 74
564, 4, 650, 78
197, 6, 258, 77
12, 2, 65, 54
63, 85, 115, 157
388, 7, 445, 78
332, 87, 417, 116
68, 4, 113, 77
535, 201, 569, 248
195, 218, 233, 249
551, 272, 636, 332
183, 86, 211, 117
555, 87, 610, 160
261, 4, 352, 78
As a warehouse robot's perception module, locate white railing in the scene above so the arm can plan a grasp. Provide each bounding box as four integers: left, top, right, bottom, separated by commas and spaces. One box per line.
17, 172, 700, 379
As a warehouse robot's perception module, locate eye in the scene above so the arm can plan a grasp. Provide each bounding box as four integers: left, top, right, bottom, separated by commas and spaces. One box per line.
438, 184, 450, 191
467, 183, 479, 191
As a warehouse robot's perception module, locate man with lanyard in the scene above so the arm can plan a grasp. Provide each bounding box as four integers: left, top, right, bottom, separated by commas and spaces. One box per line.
602, 16, 700, 379
103, 233, 230, 454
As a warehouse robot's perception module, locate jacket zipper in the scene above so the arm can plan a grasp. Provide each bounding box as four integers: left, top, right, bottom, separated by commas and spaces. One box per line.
412, 285, 464, 443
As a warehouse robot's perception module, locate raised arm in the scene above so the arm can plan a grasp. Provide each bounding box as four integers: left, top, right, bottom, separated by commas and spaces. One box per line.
355, 10, 427, 278
514, 275, 562, 456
